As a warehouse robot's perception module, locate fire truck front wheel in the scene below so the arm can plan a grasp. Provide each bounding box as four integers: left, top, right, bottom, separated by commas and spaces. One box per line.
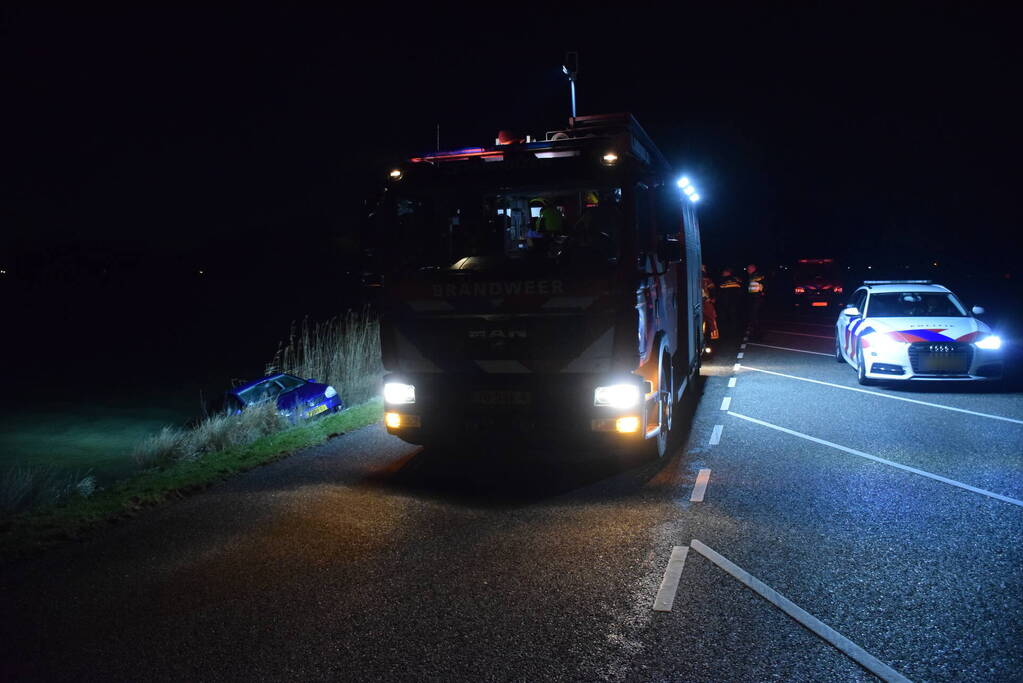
643, 351, 673, 459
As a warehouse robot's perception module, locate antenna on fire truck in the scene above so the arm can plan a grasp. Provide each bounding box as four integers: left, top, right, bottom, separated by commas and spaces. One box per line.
562, 52, 579, 121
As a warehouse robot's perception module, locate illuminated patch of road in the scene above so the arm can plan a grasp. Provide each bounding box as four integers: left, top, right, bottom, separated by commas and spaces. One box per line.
690, 469, 711, 502
689, 540, 911, 683
746, 343, 832, 357
728, 411, 1023, 507
652, 545, 690, 612
742, 365, 1023, 426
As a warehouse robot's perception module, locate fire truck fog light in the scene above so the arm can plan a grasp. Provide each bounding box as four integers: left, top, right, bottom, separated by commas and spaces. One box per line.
594, 384, 640, 409
385, 412, 421, 429
615, 416, 641, 433
384, 382, 416, 404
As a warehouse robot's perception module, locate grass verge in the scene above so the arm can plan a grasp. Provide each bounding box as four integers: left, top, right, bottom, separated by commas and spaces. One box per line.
0, 400, 382, 563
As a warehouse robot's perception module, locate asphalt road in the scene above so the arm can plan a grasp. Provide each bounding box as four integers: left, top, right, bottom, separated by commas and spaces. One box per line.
2, 313, 1021, 681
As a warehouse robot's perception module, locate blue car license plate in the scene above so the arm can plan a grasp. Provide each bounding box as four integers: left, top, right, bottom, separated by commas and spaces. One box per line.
306, 404, 328, 418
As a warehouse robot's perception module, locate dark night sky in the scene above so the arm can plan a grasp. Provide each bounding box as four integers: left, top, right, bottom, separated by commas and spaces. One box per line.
4, 4, 1021, 272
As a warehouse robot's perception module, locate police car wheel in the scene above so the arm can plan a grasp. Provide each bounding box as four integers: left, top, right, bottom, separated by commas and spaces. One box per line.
835, 334, 845, 363
856, 346, 875, 386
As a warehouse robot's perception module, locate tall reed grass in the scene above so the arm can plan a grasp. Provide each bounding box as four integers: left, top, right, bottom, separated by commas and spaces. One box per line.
266, 309, 383, 406
0, 466, 96, 515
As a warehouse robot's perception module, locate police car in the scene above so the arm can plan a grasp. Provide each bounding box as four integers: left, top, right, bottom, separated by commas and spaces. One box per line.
835, 281, 1004, 384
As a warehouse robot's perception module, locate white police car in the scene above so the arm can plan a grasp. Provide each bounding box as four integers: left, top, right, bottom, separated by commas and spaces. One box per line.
835, 281, 1003, 384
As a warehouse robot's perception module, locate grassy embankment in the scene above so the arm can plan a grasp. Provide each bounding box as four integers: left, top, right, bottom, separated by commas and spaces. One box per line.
0, 311, 383, 559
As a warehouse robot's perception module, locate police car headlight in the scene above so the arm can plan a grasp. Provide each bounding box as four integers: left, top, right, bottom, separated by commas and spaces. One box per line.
865, 333, 904, 355
975, 335, 1002, 350
594, 384, 640, 409
384, 382, 416, 404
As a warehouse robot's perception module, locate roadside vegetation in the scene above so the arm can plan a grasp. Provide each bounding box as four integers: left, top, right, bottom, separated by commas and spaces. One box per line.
0, 311, 384, 559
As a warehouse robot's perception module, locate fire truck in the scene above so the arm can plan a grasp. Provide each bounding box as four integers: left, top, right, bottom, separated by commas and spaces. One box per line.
367, 113, 703, 457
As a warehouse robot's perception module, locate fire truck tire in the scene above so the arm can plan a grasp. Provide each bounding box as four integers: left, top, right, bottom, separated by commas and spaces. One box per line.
645, 351, 673, 459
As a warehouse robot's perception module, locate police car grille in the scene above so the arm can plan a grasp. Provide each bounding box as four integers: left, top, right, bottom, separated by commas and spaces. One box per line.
908, 342, 973, 374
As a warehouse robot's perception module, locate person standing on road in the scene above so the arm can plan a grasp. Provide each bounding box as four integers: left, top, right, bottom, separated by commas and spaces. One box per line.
701, 264, 719, 341
745, 263, 766, 338
717, 267, 744, 337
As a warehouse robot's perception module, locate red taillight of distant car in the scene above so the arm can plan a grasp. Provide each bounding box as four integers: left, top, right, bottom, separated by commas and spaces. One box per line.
834, 286, 843, 294
811, 301, 829, 307
794, 286, 805, 294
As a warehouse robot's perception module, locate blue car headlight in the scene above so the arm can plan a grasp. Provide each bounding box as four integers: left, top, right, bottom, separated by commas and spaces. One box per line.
975, 335, 1002, 350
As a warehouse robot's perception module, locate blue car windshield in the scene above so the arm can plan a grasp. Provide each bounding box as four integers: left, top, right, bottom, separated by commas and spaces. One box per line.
867, 293, 967, 318
237, 375, 306, 405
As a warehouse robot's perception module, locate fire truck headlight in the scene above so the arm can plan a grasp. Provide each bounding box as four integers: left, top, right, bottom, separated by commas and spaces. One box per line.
389, 169, 403, 180
594, 384, 640, 409
384, 382, 416, 404
602, 152, 619, 166
975, 335, 1002, 350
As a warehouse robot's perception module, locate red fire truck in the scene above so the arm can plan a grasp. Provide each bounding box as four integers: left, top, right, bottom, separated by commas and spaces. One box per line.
367, 114, 703, 457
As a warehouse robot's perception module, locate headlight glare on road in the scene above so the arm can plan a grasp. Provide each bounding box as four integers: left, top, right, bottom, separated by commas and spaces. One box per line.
594, 384, 641, 409
975, 335, 1002, 350
384, 382, 416, 404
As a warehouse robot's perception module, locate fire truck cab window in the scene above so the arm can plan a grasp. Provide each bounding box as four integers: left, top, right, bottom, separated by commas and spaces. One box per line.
379, 185, 623, 272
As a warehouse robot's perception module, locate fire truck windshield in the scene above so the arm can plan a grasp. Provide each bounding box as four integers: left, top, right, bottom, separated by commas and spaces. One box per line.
370, 184, 624, 275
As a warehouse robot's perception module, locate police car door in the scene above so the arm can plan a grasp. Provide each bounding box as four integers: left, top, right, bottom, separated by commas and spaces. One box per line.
837, 288, 867, 360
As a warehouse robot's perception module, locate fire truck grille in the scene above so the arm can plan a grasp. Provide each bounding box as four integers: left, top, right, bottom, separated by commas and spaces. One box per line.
908, 342, 973, 374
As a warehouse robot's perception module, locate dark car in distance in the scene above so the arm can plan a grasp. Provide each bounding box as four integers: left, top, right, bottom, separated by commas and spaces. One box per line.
226, 373, 343, 419
792, 258, 844, 309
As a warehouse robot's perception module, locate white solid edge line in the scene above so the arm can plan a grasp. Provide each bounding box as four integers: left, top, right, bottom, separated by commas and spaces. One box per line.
709, 424, 723, 445
691, 468, 711, 502
652, 545, 690, 611
728, 377, 737, 388
742, 365, 1023, 426
760, 319, 834, 328
728, 411, 1023, 507
720, 397, 732, 410
689, 539, 911, 683
746, 342, 832, 357
765, 329, 833, 339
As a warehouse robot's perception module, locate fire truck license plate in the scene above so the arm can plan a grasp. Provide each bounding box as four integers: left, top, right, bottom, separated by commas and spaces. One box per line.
470, 390, 531, 406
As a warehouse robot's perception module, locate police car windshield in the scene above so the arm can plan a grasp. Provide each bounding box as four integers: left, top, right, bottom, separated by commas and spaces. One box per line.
373, 185, 623, 273
867, 292, 967, 317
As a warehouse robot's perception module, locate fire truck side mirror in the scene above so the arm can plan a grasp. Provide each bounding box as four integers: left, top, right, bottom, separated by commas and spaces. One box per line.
658, 236, 682, 264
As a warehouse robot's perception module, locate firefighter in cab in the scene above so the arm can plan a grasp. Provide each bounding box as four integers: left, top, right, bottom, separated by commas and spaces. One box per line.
746, 263, 766, 337
717, 267, 744, 337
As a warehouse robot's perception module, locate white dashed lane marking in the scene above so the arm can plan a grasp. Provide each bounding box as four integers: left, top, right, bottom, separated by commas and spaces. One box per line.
727, 377, 737, 388
740, 343, 747, 349
742, 365, 1023, 426
765, 329, 833, 339
709, 425, 723, 445
689, 540, 911, 683
652, 546, 690, 612
728, 411, 1023, 507
737, 352, 744, 359
720, 397, 731, 411
746, 343, 832, 357
690, 469, 711, 502
733, 363, 741, 372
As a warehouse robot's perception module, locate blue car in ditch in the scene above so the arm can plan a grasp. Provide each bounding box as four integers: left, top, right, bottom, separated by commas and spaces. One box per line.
226, 373, 344, 419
